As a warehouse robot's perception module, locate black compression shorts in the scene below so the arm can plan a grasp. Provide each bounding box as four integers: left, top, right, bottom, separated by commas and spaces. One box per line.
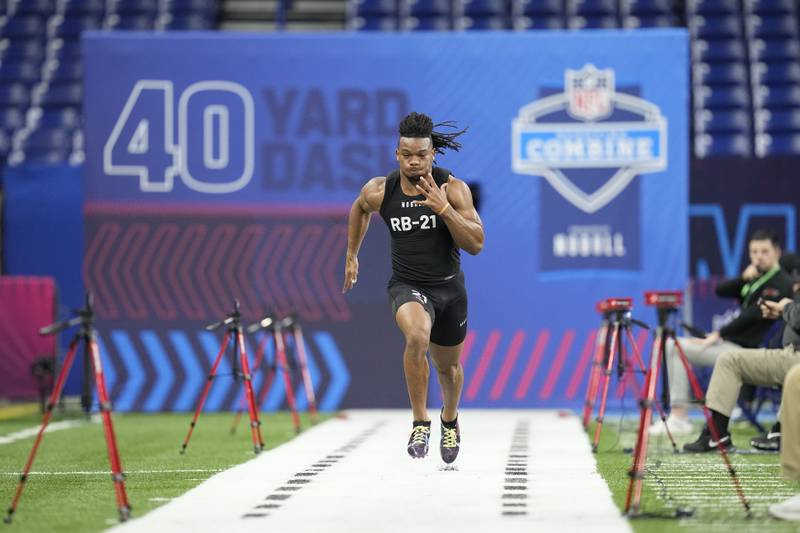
388, 271, 468, 347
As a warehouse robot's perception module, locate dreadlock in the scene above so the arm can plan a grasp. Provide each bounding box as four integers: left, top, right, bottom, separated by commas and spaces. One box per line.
398, 112, 467, 155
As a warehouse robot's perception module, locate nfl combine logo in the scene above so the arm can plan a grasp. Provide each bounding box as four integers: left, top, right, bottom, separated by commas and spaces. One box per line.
511, 64, 668, 214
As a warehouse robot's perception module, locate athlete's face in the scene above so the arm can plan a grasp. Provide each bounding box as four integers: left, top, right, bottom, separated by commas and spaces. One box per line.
749, 238, 780, 272
396, 137, 434, 182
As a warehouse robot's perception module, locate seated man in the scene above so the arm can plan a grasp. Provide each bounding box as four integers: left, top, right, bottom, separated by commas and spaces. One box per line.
683, 291, 800, 451
768, 363, 800, 521
652, 229, 794, 436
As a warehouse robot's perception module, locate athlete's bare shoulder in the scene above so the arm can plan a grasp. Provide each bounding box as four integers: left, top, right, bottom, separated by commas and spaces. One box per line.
359, 176, 386, 213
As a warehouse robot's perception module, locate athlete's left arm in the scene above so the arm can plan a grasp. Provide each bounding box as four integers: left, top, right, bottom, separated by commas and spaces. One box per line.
415, 172, 484, 255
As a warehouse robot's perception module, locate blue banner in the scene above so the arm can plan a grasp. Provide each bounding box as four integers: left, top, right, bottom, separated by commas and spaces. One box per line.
83, 30, 688, 410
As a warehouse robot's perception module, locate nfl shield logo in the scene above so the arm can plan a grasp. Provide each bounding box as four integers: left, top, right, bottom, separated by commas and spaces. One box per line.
566, 64, 614, 121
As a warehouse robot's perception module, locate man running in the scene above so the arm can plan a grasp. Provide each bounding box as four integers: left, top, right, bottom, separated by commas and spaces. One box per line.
342, 112, 484, 463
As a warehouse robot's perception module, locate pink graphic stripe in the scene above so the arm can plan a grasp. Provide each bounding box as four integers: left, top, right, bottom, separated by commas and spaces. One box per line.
459, 331, 476, 366
489, 330, 526, 400
539, 330, 576, 400
465, 330, 502, 400
565, 329, 598, 400
514, 330, 550, 400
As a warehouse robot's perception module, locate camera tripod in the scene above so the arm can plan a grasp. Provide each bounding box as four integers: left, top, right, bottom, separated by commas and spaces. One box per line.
585, 298, 677, 453
624, 291, 751, 517
4, 294, 131, 524
180, 300, 264, 454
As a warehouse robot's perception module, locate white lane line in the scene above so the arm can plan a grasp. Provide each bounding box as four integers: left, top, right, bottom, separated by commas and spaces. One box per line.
0, 419, 89, 445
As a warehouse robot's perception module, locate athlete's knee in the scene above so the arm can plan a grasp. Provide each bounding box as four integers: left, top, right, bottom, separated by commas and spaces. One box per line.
404, 328, 430, 355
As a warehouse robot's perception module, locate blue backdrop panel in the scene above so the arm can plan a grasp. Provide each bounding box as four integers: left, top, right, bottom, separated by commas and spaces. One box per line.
82, 30, 688, 411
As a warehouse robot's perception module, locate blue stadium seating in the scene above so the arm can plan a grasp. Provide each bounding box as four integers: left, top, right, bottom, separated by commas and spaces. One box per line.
689, 0, 740, 15
163, 14, 214, 29
570, 0, 616, 17
696, 84, 751, 108
518, 0, 563, 17
754, 83, 800, 108
460, 15, 511, 29
691, 15, 743, 39
406, 0, 452, 17
695, 62, 748, 84
568, 15, 618, 27
758, 132, 800, 154
352, 15, 399, 29
752, 62, 800, 84
748, 15, 797, 38
517, 15, 565, 28
164, 0, 217, 13
55, 15, 104, 39
699, 132, 752, 156
750, 39, 800, 62
0, 84, 30, 107
39, 82, 82, 108
757, 108, 800, 131
699, 108, 751, 131
63, 0, 106, 17
354, 0, 399, 16
1, 15, 47, 39
0, 60, 41, 86
0, 108, 24, 131
624, 14, 678, 26
694, 39, 746, 61
111, 15, 156, 30
403, 15, 452, 29
745, 0, 795, 15
462, 0, 508, 16
15, 0, 56, 15
112, 0, 159, 15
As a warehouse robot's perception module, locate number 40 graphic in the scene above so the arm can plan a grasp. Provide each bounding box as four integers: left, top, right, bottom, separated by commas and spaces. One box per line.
103, 80, 255, 194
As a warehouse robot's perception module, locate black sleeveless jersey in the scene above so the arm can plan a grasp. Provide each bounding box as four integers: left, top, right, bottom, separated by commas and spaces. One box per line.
379, 166, 461, 284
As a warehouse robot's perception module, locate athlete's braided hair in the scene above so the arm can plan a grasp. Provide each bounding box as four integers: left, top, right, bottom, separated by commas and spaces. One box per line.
398, 112, 467, 155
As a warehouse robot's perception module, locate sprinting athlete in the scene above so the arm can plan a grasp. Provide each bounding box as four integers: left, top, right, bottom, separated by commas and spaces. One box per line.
342, 112, 484, 463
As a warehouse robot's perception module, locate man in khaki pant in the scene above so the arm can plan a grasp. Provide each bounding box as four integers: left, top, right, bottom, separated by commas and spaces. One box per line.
683, 295, 800, 452
769, 363, 800, 521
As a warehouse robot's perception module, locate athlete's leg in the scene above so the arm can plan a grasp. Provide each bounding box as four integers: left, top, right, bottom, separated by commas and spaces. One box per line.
429, 341, 464, 423
395, 301, 433, 422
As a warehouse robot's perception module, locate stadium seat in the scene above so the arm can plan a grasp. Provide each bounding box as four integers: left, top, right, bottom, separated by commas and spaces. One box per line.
748, 15, 797, 39
54, 15, 104, 39
518, 0, 564, 17
570, 0, 616, 17
460, 15, 510, 28
462, 0, 508, 16
696, 132, 751, 156
757, 132, 800, 155
568, 15, 618, 28
162, 14, 214, 30
756, 108, 800, 131
39, 82, 82, 107
55, 41, 83, 62
0, 60, 40, 85
406, 0, 452, 16
626, 0, 673, 15
694, 61, 748, 84
694, 39, 746, 62
698, 108, 751, 132
1, 15, 47, 39
623, 14, 678, 27
754, 83, 800, 108
353, 0, 399, 16
110, 0, 158, 15
403, 15, 452, 29
745, 0, 795, 15
38, 108, 81, 130
0, 107, 24, 131
24, 128, 73, 150
14, 0, 56, 15
0, 83, 30, 107
687, 0, 739, 15
750, 39, 800, 62
516, 15, 565, 28
351, 15, 399, 29
690, 15, 742, 39
22, 147, 72, 164
63, 0, 106, 17
111, 15, 156, 30
696, 84, 751, 108
163, 0, 218, 13
1, 39, 47, 62
752, 61, 800, 84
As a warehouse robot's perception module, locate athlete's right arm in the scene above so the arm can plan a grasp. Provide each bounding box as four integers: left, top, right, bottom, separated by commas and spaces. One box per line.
342, 177, 385, 294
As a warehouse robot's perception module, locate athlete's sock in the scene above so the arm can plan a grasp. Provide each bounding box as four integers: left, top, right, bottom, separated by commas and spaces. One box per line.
413, 420, 432, 428
709, 409, 730, 435
441, 413, 458, 429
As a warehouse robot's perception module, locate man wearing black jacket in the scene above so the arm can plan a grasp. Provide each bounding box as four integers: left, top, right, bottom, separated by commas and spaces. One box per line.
651, 230, 794, 436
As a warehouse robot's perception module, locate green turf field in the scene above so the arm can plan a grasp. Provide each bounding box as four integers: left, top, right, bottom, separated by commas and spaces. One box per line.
591, 415, 800, 532
0, 407, 327, 532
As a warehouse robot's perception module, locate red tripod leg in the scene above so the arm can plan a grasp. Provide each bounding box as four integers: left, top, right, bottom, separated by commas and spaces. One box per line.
89, 339, 132, 521
274, 327, 301, 434
592, 323, 620, 452
583, 322, 609, 430
238, 329, 264, 453
673, 337, 751, 515
180, 331, 230, 454
624, 330, 664, 515
230, 334, 268, 436
292, 323, 318, 423
255, 334, 277, 408
624, 329, 678, 451
4, 339, 80, 523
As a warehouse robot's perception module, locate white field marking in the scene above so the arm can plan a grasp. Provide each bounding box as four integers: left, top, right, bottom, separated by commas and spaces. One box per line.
110, 410, 632, 533
0, 419, 89, 445
148, 498, 172, 502
0, 469, 226, 476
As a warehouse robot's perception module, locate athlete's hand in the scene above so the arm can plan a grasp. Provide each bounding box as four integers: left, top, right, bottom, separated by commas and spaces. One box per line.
342, 253, 359, 294
413, 173, 450, 214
